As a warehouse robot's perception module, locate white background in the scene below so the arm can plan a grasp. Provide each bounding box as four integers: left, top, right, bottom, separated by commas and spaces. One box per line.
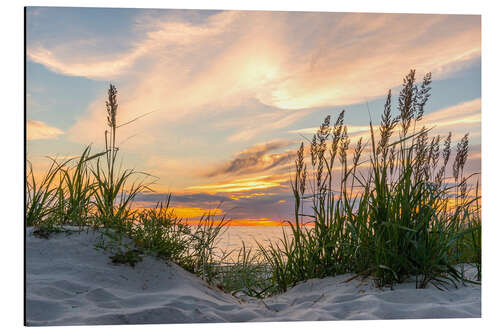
1, 0, 498, 332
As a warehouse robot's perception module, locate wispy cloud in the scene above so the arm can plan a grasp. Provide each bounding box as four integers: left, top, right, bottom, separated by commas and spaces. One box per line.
291, 98, 481, 144
27, 46, 146, 80
206, 140, 294, 177
186, 174, 289, 193
27, 11, 241, 79
27, 120, 64, 140
135, 192, 231, 206
225, 108, 311, 142
422, 98, 480, 128
289, 124, 371, 136
225, 218, 287, 226
27, 11, 480, 147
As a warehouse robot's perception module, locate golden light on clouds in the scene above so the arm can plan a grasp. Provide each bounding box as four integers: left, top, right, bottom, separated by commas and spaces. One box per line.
25, 12, 480, 147
131, 202, 224, 219
229, 192, 277, 201
225, 218, 286, 227
169, 206, 224, 219
27, 46, 147, 79
186, 175, 287, 193
27, 120, 64, 140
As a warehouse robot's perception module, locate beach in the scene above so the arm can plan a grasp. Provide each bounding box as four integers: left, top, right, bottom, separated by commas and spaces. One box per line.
26, 227, 481, 326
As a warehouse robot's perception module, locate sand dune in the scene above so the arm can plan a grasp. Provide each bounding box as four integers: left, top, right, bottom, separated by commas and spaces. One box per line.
25, 227, 481, 326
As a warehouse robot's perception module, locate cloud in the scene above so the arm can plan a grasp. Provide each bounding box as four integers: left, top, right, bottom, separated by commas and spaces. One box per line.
289, 124, 371, 136
186, 174, 289, 193
28, 11, 480, 148
291, 97, 481, 146
27, 120, 64, 140
422, 98, 480, 128
27, 11, 241, 80
256, 13, 480, 110
134, 192, 231, 205
133, 190, 296, 223
27, 46, 145, 80
222, 193, 298, 222
205, 140, 294, 177
131, 201, 225, 219
143, 155, 211, 191
223, 218, 287, 226
225, 108, 311, 142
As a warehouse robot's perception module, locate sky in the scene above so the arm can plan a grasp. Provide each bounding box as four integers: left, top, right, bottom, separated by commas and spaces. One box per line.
26, 7, 481, 226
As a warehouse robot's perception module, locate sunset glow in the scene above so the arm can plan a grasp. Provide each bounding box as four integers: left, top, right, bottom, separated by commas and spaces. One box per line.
186, 175, 288, 193
26, 8, 481, 226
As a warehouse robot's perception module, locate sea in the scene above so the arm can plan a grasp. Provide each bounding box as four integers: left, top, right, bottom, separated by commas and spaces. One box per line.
215, 225, 311, 262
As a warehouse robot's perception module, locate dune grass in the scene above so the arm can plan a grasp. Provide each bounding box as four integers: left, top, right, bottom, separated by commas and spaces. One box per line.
26, 157, 68, 228
26, 70, 481, 298
257, 70, 481, 292
26, 84, 228, 285
216, 242, 275, 297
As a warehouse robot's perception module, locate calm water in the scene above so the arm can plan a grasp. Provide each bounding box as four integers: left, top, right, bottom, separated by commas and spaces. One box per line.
215, 225, 312, 262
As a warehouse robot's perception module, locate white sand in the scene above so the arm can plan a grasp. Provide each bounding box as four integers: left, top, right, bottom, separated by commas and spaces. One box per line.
26, 227, 481, 326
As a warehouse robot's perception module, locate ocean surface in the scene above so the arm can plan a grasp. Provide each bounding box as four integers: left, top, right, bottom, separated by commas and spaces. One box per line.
215, 225, 310, 262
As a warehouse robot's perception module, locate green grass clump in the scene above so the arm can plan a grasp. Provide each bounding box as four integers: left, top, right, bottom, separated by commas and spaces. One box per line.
109, 249, 143, 267
122, 198, 228, 283
128, 197, 191, 261
26, 146, 106, 230
91, 84, 154, 232
26, 158, 68, 228
182, 213, 229, 283
31, 224, 69, 239
217, 242, 274, 297
259, 70, 481, 292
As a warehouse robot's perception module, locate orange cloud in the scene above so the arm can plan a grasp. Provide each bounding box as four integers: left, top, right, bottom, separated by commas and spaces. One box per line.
27, 120, 64, 140
229, 192, 277, 201
205, 140, 294, 177
186, 174, 288, 193
225, 218, 287, 226
132, 202, 224, 219
170, 206, 224, 219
